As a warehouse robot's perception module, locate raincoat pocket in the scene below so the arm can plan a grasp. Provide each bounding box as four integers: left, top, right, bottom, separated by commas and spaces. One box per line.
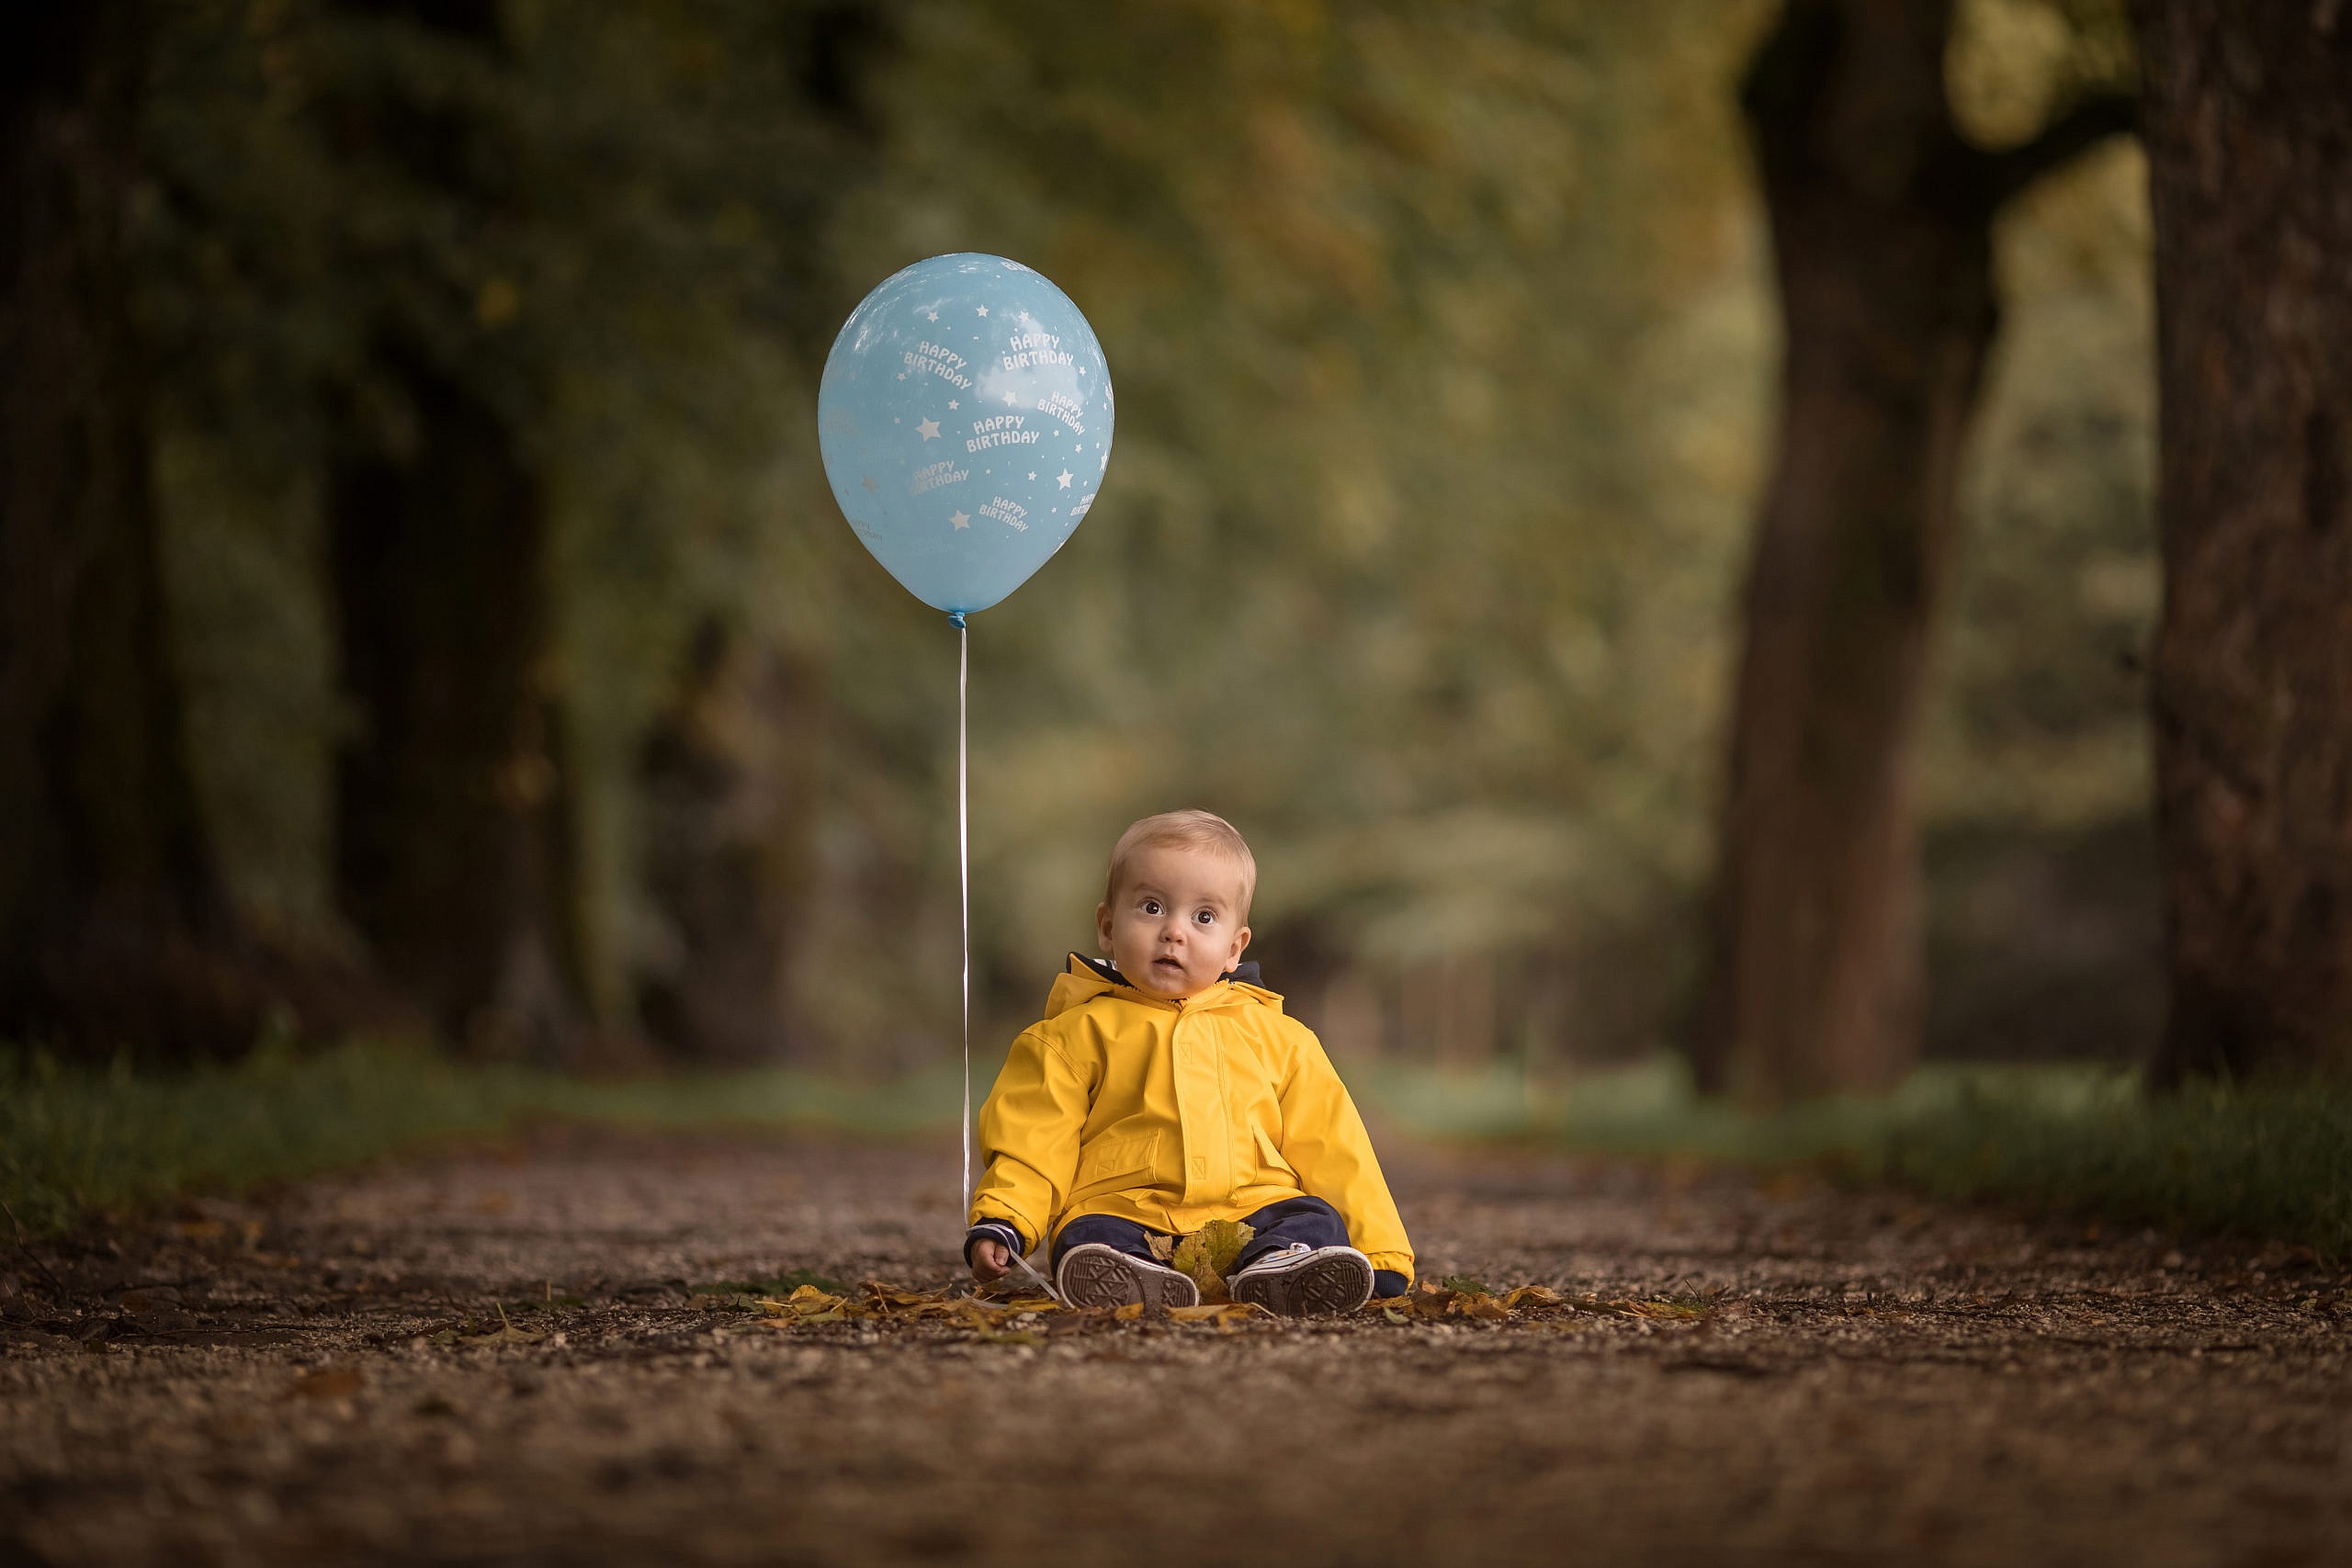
1073, 1131, 1159, 1195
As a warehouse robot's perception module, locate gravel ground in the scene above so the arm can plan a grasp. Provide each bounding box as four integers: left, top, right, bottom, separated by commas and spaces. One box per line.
4, 1125, 2349, 1566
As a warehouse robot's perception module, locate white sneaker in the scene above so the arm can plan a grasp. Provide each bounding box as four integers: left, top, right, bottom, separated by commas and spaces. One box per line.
1228, 1243, 1374, 1316
1054, 1242, 1202, 1311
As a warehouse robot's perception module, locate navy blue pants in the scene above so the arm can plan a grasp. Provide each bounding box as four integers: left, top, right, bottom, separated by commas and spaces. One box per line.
1052, 1195, 1408, 1298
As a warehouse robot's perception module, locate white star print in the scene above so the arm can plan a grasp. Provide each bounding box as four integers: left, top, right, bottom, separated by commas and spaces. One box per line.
1057, 469, 1073, 489
976, 306, 989, 317
949, 510, 970, 529
1027, 472, 1036, 480
1001, 389, 1017, 405
925, 310, 939, 321
917, 418, 941, 441
948, 400, 959, 410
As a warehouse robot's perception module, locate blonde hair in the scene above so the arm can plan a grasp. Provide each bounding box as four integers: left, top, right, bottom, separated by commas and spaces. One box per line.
1103, 810, 1257, 920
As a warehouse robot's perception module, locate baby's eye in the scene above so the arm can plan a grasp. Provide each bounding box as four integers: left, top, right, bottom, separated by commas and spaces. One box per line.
1193, 908, 1216, 926
1140, 898, 1163, 916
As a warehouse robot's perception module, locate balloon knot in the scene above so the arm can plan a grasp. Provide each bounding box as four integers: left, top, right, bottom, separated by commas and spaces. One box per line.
947, 610, 967, 630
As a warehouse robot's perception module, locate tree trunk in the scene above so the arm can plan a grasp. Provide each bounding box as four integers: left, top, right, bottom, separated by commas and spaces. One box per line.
328, 367, 583, 1061
2134, 2, 2352, 1082
1695, 0, 2133, 1104
0, 4, 265, 1055
313, 0, 585, 1062
636, 620, 827, 1066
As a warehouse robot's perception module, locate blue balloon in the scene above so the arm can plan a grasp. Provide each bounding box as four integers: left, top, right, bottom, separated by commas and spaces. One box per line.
818, 254, 1114, 619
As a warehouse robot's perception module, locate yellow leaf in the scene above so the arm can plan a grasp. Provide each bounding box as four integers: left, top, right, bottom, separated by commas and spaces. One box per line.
1168, 1302, 1269, 1326
1502, 1285, 1562, 1311
1626, 1299, 1713, 1321
1170, 1220, 1255, 1303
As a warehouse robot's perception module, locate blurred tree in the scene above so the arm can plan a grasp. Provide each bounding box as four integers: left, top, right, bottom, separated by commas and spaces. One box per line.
1696, 0, 2132, 1104
139, 0, 881, 1058
111, 0, 2165, 1075
637, 620, 828, 1064
314, 0, 585, 1061
2132, 3, 2352, 1082
0, 4, 280, 1055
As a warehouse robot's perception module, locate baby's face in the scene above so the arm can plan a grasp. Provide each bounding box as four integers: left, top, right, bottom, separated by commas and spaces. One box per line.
1096, 843, 1252, 998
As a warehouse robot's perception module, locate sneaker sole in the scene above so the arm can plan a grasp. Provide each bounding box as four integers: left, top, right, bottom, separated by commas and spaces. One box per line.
1230, 1250, 1374, 1316
1056, 1244, 1201, 1311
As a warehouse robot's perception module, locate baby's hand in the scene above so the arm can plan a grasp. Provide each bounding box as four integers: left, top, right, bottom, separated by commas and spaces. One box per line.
969, 1237, 1011, 1284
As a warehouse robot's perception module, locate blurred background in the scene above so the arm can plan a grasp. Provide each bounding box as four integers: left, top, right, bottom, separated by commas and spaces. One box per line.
11, 0, 2160, 1094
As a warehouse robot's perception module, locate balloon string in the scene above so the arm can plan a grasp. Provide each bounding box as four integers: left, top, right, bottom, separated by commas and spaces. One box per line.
956, 613, 971, 1226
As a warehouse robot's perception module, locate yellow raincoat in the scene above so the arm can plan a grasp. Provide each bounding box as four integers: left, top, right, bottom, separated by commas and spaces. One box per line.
968, 956, 1414, 1278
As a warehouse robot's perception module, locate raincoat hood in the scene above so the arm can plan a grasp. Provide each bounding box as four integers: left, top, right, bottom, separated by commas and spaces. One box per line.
1042, 953, 1273, 1021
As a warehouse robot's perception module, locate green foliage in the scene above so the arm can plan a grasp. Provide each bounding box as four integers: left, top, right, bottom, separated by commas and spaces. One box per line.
132, 1, 2165, 1073
0, 1041, 959, 1237
1362, 1059, 2352, 1258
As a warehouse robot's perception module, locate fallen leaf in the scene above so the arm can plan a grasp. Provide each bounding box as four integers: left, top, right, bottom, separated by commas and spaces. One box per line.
974, 1327, 1041, 1345
1145, 1233, 1175, 1264
1170, 1220, 1255, 1303
1408, 1284, 1457, 1319
758, 1283, 851, 1322
862, 1283, 935, 1308
1625, 1299, 1713, 1322
1167, 1302, 1268, 1326
461, 1303, 548, 1346
1502, 1285, 1562, 1311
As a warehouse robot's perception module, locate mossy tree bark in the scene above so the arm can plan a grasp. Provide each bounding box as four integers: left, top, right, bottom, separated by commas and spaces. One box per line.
2133, 2, 2352, 1083
1695, 0, 2133, 1104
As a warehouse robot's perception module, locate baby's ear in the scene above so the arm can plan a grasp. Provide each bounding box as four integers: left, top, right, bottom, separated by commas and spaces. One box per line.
1095, 901, 1115, 952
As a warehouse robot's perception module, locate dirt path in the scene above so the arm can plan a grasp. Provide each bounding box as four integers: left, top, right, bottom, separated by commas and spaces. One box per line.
5, 1127, 2349, 1566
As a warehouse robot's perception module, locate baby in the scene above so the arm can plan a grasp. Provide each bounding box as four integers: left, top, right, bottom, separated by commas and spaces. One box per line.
964, 810, 1413, 1314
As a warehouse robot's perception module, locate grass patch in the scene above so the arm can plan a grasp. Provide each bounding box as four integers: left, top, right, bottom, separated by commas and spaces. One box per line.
0, 1039, 958, 1237
1360, 1057, 2352, 1258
